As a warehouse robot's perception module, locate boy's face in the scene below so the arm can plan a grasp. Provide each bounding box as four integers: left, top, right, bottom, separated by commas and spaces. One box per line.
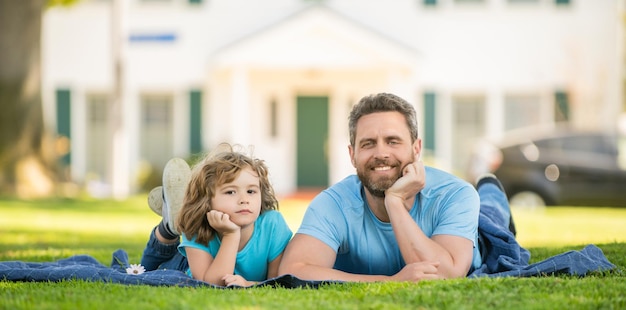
211, 166, 262, 228
349, 111, 420, 197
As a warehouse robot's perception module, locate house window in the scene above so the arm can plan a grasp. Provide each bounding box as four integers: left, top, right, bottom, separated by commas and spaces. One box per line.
141, 94, 174, 171
143, 95, 171, 126
555, 0, 570, 6
423, 0, 437, 6
88, 94, 109, 125
452, 95, 485, 174
504, 94, 542, 131
86, 94, 111, 180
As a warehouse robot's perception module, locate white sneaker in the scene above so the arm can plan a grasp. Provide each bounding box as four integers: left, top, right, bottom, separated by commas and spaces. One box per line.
162, 158, 191, 235
147, 186, 163, 216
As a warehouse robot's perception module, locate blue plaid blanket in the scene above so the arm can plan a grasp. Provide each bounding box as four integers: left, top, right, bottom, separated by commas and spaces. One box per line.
468, 198, 616, 278
0, 200, 617, 287
0, 243, 616, 287
0, 249, 333, 288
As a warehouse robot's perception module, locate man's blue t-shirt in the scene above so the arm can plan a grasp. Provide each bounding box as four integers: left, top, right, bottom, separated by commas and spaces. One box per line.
296, 166, 481, 276
178, 210, 293, 281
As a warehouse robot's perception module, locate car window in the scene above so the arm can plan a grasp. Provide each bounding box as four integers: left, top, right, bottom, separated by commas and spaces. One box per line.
565, 135, 617, 155
535, 134, 617, 155
533, 133, 620, 170
533, 137, 558, 151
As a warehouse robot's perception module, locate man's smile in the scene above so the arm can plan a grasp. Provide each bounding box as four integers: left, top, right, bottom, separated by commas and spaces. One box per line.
373, 166, 392, 171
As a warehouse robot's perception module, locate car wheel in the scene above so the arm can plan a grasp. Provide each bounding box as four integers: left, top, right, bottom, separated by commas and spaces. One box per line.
509, 191, 546, 209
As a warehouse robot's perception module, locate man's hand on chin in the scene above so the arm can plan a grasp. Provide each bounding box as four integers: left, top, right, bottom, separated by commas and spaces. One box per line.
385, 153, 425, 201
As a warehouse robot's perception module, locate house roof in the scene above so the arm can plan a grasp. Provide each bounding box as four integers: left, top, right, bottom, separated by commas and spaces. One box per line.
210, 4, 420, 70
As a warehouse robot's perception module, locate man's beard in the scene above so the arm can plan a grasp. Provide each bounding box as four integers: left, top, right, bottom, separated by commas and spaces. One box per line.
356, 159, 403, 198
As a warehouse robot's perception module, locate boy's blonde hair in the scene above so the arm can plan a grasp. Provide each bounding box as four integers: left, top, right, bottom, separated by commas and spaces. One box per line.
176, 143, 278, 245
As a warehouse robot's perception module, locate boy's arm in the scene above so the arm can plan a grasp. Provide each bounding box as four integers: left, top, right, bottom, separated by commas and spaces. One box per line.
266, 253, 283, 279
186, 230, 240, 286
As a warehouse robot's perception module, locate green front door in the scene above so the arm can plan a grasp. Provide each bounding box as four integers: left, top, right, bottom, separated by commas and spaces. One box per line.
56, 89, 71, 166
296, 96, 329, 189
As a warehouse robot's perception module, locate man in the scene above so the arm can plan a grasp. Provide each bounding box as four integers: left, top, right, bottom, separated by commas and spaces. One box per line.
279, 92, 514, 282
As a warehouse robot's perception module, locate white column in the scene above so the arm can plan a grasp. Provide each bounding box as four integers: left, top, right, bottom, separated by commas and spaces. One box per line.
72, 87, 86, 183
386, 68, 413, 102
173, 89, 189, 157
487, 87, 504, 138
230, 67, 251, 146
110, 0, 130, 199
604, 0, 625, 130
437, 90, 452, 172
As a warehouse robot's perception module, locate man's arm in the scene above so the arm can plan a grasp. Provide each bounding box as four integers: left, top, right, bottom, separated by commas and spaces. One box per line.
384, 156, 474, 278
278, 234, 440, 282
385, 195, 474, 278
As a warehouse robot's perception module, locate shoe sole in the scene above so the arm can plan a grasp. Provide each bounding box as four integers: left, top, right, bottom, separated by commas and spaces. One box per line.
476, 173, 505, 193
476, 173, 516, 236
163, 158, 191, 235
147, 186, 163, 216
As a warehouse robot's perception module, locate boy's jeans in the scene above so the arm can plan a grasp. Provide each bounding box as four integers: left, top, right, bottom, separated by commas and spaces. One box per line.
140, 228, 189, 272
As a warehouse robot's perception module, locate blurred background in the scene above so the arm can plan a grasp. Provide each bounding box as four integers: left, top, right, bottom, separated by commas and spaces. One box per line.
1, 0, 625, 203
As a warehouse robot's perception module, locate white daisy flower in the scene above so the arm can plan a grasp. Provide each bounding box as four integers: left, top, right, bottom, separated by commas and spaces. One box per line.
125, 264, 146, 275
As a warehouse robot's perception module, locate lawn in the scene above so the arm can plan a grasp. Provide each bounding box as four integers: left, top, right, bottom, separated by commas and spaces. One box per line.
1, 195, 625, 309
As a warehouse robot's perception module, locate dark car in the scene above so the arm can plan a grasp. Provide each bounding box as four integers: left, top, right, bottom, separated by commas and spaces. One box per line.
466, 124, 626, 207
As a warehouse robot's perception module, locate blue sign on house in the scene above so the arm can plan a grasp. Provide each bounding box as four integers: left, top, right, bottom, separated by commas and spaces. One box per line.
129, 33, 177, 43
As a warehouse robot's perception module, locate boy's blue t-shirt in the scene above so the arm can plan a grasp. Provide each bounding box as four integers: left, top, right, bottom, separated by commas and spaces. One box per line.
178, 210, 292, 281
296, 166, 481, 275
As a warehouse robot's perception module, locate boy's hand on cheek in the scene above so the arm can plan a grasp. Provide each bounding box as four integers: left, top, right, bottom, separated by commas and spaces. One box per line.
207, 210, 240, 235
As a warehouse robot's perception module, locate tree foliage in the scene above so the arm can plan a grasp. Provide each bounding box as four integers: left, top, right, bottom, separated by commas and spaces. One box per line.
46, 0, 80, 8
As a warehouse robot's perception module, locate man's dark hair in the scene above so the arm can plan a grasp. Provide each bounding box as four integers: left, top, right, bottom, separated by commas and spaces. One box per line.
348, 93, 419, 146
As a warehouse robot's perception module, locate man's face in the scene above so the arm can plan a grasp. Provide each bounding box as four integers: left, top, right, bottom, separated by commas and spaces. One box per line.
349, 111, 420, 198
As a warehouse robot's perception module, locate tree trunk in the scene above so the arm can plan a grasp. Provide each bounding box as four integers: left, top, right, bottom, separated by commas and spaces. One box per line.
0, 0, 58, 198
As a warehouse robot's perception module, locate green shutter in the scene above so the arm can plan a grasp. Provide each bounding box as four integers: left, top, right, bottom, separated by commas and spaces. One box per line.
189, 90, 202, 154
56, 89, 71, 165
423, 0, 437, 6
423, 92, 436, 153
555, 91, 570, 122
188, 0, 202, 4
555, 0, 570, 5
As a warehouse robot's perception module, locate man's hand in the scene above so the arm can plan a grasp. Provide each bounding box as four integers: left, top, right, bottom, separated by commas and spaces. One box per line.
385, 153, 425, 202
207, 210, 240, 235
391, 261, 441, 282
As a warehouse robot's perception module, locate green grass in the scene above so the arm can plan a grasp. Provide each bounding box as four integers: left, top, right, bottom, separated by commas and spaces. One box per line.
1, 196, 625, 309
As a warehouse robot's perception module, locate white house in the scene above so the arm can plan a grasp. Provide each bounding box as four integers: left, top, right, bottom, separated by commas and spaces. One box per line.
41, 0, 625, 198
